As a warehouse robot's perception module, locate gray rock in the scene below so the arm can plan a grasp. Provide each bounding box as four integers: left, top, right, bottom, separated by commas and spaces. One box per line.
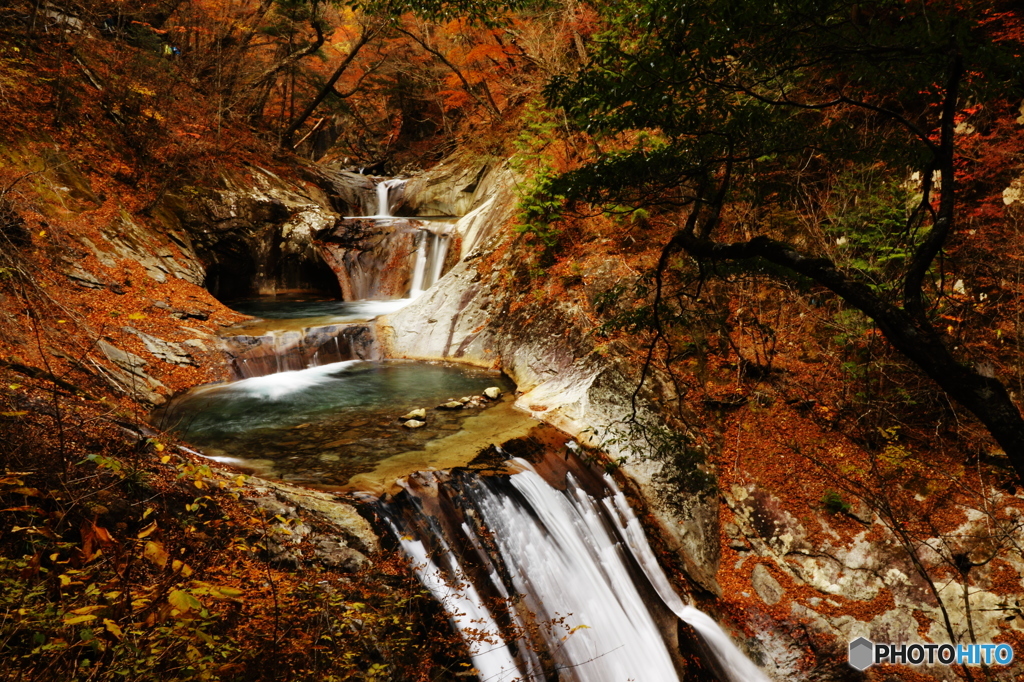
95, 339, 167, 405
314, 538, 370, 572
124, 327, 196, 366
65, 265, 106, 289
752, 563, 784, 605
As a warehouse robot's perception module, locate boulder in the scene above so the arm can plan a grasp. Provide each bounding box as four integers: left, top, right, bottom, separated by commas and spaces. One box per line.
400, 408, 427, 421
483, 387, 502, 400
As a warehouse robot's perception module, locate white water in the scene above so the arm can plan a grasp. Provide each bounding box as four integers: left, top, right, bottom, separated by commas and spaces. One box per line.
408, 228, 452, 297
601, 476, 771, 682
338, 177, 451, 298
196, 360, 360, 401
342, 177, 407, 220
428, 232, 451, 289
393, 527, 524, 682
387, 462, 771, 681
408, 230, 430, 298
482, 468, 681, 681
335, 298, 413, 318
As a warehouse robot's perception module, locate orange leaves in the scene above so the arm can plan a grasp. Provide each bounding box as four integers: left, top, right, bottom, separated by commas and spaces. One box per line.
463, 41, 513, 65
80, 520, 115, 563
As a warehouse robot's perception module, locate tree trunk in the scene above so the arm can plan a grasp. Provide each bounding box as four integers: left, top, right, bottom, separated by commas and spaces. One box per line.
280, 26, 377, 148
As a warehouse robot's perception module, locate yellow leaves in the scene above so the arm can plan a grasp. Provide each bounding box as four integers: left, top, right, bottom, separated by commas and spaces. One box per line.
127, 312, 146, 320
168, 588, 202, 614
172, 559, 193, 577
137, 521, 158, 539
160, 455, 171, 464
62, 605, 104, 625
103, 618, 123, 639
190, 582, 243, 602
12, 525, 57, 539
63, 614, 97, 625
143, 540, 168, 568
1, 411, 28, 417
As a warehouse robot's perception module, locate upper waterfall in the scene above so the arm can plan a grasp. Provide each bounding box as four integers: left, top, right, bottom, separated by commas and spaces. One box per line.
374, 177, 406, 218
324, 175, 455, 300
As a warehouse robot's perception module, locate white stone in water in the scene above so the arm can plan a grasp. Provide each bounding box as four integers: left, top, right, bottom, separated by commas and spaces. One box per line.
400, 408, 427, 420
438, 401, 464, 410
483, 387, 502, 400
459, 396, 471, 403
404, 419, 426, 428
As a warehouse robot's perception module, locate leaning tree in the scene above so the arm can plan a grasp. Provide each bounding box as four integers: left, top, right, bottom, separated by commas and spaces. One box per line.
529, 0, 1024, 477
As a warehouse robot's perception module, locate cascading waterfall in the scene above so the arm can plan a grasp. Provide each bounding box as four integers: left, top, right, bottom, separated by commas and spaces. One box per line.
382, 458, 770, 682
332, 177, 453, 299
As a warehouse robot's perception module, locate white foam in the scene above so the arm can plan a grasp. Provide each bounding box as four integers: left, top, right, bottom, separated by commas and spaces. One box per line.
216, 360, 360, 400
336, 298, 414, 319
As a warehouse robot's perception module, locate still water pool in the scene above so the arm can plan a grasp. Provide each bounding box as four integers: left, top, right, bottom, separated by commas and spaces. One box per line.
155, 361, 517, 489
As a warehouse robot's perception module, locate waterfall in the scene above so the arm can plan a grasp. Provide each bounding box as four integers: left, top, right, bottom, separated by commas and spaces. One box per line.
373, 178, 405, 218
427, 232, 450, 289
331, 177, 453, 299
408, 230, 430, 298
382, 459, 770, 682
601, 476, 771, 682
222, 324, 379, 379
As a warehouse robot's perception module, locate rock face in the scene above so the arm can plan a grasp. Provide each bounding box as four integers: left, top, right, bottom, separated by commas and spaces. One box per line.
317, 220, 419, 300
164, 169, 341, 301
722, 482, 1024, 680
241, 476, 377, 569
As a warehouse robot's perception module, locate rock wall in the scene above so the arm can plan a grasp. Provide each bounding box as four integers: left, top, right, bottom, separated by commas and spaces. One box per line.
164, 169, 341, 300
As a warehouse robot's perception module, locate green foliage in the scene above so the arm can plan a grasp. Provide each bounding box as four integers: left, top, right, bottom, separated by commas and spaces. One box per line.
588, 422, 716, 496
532, 0, 1023, 280
821, 489, 852, 515
513, 100, 565, 260
825, 169, 917, 287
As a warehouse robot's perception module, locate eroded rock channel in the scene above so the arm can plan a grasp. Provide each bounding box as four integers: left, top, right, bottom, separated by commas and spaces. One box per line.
147, 169, 771, 682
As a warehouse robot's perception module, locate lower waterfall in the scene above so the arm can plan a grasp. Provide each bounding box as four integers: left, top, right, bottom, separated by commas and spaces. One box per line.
381, 458, 770, 682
